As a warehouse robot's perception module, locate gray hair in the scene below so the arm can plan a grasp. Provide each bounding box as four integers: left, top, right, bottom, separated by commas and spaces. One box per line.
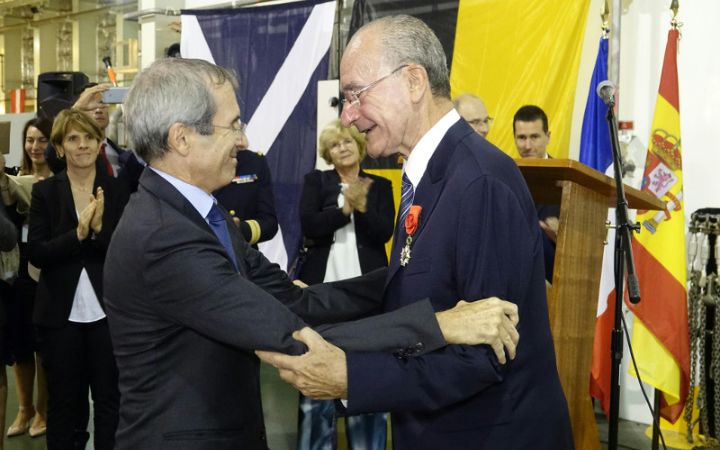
367, 15, 450, 99
124, 58, 239, 163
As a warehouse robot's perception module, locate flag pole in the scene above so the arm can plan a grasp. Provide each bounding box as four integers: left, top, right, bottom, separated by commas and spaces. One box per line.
609, 0, 621, 85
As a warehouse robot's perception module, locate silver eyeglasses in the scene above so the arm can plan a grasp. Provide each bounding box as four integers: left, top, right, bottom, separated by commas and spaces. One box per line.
341, 64, 409, 108
213, 118, 247, 135
468, 117, 494, 128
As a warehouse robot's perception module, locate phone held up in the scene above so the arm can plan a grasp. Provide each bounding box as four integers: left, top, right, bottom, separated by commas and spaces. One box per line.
101, 87, 130, 104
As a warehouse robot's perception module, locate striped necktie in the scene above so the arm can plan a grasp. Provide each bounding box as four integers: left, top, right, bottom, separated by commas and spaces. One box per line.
399, 173, 414, 227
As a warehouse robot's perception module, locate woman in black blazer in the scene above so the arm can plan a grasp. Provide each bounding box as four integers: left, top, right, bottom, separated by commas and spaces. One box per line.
297, 121, 395, 286
296, 120, 394, 450
28, 109, 127, 450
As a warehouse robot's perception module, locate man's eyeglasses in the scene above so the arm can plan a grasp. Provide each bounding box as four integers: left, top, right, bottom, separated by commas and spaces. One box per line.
213, 119, 247, 136
468, 117, 494, 128
341, 64, 409, 108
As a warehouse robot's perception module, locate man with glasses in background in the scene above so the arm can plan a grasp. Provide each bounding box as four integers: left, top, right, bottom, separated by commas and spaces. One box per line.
454, 93, 493, 138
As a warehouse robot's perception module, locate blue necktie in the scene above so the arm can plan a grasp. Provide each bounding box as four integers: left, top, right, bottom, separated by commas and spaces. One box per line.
206, 203, 239, 272
398, 173, 414, 226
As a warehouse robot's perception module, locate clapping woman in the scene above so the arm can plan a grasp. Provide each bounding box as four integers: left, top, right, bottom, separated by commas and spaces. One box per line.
296, 120, 395, 450
28, 109, 127, 450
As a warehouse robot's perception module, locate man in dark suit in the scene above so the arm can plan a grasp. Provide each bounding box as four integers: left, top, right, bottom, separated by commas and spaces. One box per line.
258, 15, 573, 450
104, 57, 521, 450
513, 104, 560, 282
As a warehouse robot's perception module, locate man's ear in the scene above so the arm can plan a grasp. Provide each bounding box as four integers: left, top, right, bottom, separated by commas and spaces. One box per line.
167, 122, 191, 157
406, 64, 429, 103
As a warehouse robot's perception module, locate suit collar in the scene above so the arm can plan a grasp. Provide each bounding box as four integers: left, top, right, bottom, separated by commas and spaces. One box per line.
104, 138, 125, 154
148, 167, 214, 219
386, 119, 475, 283
403, 109, 460, 188
139, 169, 246, 274
139, 168, 209, 230
53, 168, 109, 187
53, 169, 108, 221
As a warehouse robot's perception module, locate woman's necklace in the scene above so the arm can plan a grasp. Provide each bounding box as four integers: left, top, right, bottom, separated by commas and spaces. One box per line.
71, 183, 93, 194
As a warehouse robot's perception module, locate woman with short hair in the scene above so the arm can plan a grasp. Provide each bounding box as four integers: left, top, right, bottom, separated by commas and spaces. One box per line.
28, 109, 128, 450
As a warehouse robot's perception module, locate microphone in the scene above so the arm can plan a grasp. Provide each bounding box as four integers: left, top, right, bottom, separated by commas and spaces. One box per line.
102, 56, 118, 87
596, 80, 616, 106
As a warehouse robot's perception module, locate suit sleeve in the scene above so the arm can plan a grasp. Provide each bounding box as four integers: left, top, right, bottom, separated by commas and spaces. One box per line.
241, 243, 447, 354
300, 170, 350, 239
27, 183, 82, 268
140, 221, 308, 355
140, 219, 445, 357
239, 155, 278, 244
353, 176, 395, 245
345, 176, 537, 414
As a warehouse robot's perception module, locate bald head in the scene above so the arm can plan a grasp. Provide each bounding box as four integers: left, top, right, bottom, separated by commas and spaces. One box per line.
454, 94, 492, 137
347, 15, 451, 99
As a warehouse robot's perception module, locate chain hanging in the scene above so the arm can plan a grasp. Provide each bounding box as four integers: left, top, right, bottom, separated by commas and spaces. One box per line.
686, 209, 720, 447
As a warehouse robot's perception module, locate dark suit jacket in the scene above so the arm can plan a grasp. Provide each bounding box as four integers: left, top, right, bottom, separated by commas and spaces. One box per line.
537, 203, 560, 282
345, 120, 574, 450
28, 170, 128, 327
104, 169, 447, 450
0, 205, 18, 328
214, 150, 278, 245
298, 169, 394, 284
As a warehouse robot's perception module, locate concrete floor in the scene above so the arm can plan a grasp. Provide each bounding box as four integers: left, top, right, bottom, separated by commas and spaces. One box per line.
2, 363, 689, 450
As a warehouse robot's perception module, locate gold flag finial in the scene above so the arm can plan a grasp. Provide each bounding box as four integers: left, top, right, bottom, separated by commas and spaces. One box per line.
601, 0, 610, 37
670, 0, 679, 28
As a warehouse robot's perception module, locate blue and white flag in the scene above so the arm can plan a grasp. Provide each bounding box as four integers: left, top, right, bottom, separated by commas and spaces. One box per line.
181, 0, 337, 269
579, 37, 611, 172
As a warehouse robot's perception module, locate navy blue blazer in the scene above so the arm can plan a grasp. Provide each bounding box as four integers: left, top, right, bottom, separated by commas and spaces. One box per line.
345, 120, 574, 449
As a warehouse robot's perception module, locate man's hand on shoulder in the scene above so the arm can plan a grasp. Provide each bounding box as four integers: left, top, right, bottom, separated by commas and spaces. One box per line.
256, 327, 347, 399
435, 298, 520, 364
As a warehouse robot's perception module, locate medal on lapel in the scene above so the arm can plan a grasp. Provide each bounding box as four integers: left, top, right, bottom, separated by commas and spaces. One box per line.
400, 205, 422, 267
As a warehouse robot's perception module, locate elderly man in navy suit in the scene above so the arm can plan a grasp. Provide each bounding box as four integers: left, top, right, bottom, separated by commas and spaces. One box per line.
259, 15, 573, 450
104, 57, 522, 450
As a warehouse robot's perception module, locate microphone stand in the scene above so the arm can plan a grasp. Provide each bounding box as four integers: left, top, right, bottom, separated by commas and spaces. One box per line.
605, 95, 642, 450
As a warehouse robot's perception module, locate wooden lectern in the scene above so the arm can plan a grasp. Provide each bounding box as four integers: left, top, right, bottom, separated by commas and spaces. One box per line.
516, 159, 664, 450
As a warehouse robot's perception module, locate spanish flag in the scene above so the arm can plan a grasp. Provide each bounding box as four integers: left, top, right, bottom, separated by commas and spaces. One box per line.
627, 28, 689, 423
